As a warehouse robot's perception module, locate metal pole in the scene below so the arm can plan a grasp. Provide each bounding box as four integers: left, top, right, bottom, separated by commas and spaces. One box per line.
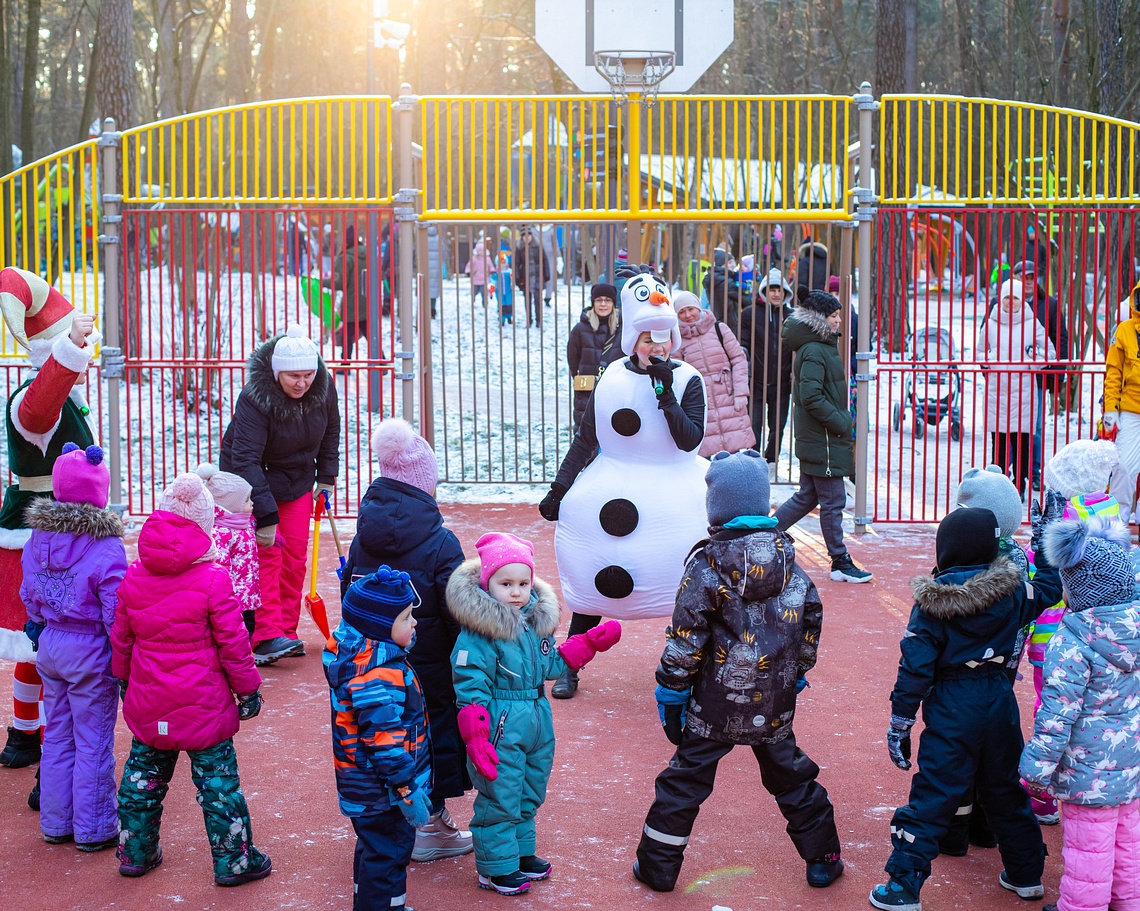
626, 92, 641, 264
97, 117, 126, 515
395, 83, 416, 423
853, 82, 877, 534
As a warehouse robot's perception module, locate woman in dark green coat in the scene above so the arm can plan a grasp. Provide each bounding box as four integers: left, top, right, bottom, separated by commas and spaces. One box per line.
774, 288, 872, 583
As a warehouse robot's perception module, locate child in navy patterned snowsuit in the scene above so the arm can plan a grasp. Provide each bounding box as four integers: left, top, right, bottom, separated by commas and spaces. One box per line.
324, 566, 431, 911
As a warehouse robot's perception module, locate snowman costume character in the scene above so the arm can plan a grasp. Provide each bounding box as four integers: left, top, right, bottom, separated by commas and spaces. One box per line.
540, 270, 708, 622
0, 268, 100, 776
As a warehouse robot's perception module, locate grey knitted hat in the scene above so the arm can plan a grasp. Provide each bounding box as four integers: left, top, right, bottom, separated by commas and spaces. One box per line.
1044, 517, 1136, 611
706, 449, 770, 527
957, 465, 1023, 538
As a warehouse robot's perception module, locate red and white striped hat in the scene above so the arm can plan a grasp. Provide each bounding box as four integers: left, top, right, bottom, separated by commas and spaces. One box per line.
0, 267, 76, 350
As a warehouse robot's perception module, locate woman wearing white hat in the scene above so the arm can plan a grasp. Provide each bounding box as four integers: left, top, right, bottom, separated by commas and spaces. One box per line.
221, 324, 340, 665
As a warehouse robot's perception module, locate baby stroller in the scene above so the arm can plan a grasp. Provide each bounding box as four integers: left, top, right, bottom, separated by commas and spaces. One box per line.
891, 326, 962, 441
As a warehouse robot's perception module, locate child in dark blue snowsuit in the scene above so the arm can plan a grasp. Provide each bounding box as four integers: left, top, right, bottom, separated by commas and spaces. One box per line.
869, 504, 1064, 911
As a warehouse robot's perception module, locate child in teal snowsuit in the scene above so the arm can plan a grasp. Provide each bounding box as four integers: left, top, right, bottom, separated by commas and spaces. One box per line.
447, 532, 620, 896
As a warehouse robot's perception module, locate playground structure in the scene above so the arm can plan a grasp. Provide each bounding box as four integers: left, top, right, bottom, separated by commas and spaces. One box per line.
0, 87, 1136, 524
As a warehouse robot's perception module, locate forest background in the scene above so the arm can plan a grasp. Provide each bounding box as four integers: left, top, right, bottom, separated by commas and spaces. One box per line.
1, 0, 1138, 173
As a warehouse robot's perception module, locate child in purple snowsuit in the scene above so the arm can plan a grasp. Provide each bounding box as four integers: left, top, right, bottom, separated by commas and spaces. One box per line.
20, 442, 127, 849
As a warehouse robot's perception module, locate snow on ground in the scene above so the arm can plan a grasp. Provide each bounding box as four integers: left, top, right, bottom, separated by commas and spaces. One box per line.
0, 266, 1108, 524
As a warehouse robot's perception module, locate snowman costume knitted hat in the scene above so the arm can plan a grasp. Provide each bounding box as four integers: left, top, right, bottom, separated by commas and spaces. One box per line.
372, 418, 439, 495
1045, 439, 1119, 499
158, 473, 216, 534
52, 442, 110, 509
271, 323, 320, 379
957, 465, 1024, 538
706, 449, 770, 527
619, 271, 681, 356
1043, 516, 1135, 611
195, 462, 252, 514
476, 532, 535, 591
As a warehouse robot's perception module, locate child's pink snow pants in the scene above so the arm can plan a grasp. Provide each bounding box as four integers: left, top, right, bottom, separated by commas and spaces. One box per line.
1057, 801, 1140, 911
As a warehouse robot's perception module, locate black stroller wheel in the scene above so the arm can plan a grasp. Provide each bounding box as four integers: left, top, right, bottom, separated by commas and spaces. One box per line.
951, 421, 961, 442
892, 403, 901, 431
913, 415, 925, 439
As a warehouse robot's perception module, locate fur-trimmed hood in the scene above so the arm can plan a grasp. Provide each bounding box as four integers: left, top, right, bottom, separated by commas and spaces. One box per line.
911, 557, 1023, 621
788, 306, 837, 342
243, 335, 331, 424
446, 558, 560, 641
24, 498, 124, 538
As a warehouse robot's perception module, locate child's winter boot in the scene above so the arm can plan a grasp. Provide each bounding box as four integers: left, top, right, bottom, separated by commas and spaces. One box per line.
518, 855, 552, 881
998, 870, 1044, 900
869, 874, 922, 911
411, 806, 473, 862
477, 871, 530, 895
806, 851, 844, 887
0, 726, 41, 768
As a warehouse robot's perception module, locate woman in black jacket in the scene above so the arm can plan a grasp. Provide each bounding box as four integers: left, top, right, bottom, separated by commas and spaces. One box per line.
220, 325, 340, 664
567, 283, 622, 431
341, 418, 472, 862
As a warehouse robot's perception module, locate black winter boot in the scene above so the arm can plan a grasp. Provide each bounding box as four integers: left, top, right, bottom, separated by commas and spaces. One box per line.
551, 668, 579, 699
0, 726, 40, 768
28, 769, 40, 811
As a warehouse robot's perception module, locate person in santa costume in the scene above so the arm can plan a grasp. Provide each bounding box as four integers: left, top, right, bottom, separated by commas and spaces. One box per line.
0, 267, 100, 793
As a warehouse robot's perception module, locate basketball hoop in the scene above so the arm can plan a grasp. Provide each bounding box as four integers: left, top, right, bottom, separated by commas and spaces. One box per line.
593, 50, 676, 105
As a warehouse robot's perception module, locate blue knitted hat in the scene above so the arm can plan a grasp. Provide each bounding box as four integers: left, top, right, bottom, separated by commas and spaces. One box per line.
341, 565, 419, 642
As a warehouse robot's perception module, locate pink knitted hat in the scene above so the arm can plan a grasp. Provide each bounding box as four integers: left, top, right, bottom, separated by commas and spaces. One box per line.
158, 473, 216, 534
476, 532, 535, 591
372, 418, 439, 495
52, 442, 110, 509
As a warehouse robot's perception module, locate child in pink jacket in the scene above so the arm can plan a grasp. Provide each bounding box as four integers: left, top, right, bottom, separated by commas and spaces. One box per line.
112, 473, 270, 885
197, 462, 261, 637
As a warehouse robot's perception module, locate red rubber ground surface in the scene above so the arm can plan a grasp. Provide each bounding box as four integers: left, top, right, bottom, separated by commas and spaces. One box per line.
0, 505, 1062, 911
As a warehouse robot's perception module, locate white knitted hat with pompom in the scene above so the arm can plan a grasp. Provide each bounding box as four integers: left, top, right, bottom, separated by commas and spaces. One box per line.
372, 418, 438, 495
271, 323, 320, 379
1044, 439, 1119, 500
195, 462, 252, 514
158, 472, 216, 533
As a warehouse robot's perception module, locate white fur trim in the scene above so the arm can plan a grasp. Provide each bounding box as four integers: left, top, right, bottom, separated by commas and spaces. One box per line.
0, 527, 32, 550
8, 387, 63, 456
49, 330, 97, 374
0, 627, 36, 663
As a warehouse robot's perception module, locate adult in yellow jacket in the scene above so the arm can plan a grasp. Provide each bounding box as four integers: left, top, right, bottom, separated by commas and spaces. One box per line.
1103, 279, 1140, 523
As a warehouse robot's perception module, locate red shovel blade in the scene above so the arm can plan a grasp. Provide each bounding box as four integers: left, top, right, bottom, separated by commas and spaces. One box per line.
305, 591, 331, 641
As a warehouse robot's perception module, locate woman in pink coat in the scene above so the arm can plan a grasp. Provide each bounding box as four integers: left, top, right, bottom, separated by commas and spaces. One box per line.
112, 473, 271, 886
674, 291, 756, 457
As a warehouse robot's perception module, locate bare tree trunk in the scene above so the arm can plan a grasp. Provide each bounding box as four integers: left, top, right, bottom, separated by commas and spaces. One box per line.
94, 0, 134, 129
904, 0, 918, 92
227, 0, 253, 104
20, 0, 40, 162
77, 26, 100, 144
1097, 0, 1130, 309
152, 0, 179, 118
1052, 0, 1072, 106
876, 0, 910, 353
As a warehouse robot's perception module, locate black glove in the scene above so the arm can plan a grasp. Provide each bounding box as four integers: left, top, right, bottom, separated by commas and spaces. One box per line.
538, 482, 568, 522
238, 690, 263, 720
655, 685, 689, 746
646, 356, 674, 402
1030, 488, 1067, 553
887, 713, 915, 770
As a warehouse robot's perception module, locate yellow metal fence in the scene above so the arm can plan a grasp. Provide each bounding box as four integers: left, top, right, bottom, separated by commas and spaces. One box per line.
880, 94, 1140, 204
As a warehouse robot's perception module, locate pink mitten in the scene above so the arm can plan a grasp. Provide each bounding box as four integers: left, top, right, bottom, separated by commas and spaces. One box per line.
558, 620, 622, 670
457, 703, 499, 781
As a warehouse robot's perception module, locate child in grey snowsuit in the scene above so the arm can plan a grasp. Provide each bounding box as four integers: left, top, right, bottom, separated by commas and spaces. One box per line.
635, 449, 843, 893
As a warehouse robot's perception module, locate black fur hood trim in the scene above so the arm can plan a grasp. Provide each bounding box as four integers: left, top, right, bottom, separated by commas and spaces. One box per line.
243, 335, 331, 423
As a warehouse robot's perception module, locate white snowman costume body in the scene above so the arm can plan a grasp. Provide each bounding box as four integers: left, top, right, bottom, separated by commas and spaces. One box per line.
554, 273, 709, 620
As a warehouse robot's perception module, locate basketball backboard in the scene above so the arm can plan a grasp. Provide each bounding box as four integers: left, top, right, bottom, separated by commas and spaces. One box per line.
535, 0, 734, 94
